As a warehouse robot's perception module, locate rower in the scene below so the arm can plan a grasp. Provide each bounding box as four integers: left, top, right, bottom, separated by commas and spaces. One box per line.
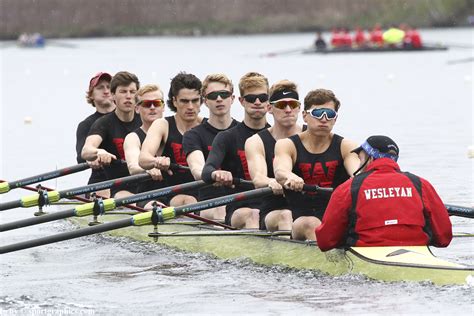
182, 73, 238, 220
81, 71, 142, 198
316, 135, 452, 250
139, 72, 203, 207
201, 72, 270, 229
75, 72, 115, 198
245, 79, 304, 232
123, 84, 166, 209
273, 88, 359, 240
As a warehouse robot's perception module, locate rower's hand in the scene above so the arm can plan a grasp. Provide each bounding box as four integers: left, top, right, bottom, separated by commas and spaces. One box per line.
268, 179, 284, 195
96, 149, 116, 166
153, 156, 173, 176
87, 158, 102, 170
147, 168, 164, 181
212, 170, 234, 187
283, 174, 304, 191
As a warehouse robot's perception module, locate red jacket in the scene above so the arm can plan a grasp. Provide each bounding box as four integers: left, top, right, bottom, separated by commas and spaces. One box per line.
315, 158, 452, 251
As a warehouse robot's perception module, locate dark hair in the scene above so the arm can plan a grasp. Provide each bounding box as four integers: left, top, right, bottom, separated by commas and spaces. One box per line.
167, 72, 202, 112
303, 88, 340, 111
110, 71, 140, 94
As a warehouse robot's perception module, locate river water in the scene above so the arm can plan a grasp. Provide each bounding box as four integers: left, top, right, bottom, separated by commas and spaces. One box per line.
0, 28, 473, 315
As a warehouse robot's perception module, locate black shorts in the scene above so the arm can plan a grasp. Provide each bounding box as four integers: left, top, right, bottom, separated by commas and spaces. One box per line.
198, 185, 226, 201
289, 206, 325, 221
259, 195, 289, 230
225, 199, 262, 225
110, 183, 138, 198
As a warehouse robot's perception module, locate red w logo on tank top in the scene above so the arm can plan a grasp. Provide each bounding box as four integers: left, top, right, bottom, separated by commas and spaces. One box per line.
170, 143, 189, 170
237, 150, 251, 180
298, 160, 339, 188
112, 138, 125, 159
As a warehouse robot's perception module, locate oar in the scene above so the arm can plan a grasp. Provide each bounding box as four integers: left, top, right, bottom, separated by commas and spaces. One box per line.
0, 173, 151, 211
0, 180, 208, 232
302, 184, 334, 194
260, 46, 312, 58
0, 163, 90, 194
0, 187, 273, 254
446, 204, 474, 219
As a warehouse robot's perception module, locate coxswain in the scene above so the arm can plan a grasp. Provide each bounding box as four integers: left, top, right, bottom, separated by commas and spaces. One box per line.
316, 135, 452, 250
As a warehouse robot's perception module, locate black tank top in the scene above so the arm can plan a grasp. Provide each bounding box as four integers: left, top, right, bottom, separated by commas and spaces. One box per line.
134, 127, 146, 144
162, 116, 196, 186
134, 126, 167, 195
285, 133, 349, 211
257, 129, 277, 178
257, 125, 307, 178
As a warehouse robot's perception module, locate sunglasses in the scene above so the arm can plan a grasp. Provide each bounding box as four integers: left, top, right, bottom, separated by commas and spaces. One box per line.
306, 108, 338, 120
206, 90, 232, 100
139, 99, 164, 108
271, 100, 300, 110
243, 94, 269, 103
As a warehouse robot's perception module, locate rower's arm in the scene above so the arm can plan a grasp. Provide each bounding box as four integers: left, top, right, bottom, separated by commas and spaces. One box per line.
273, 138, 297, 186
245, 134, 270, 188
124, 132, 144, 175
139, 118, 168, 170
81, 134, 104, 161
202, 132, 228, 184
341, 138, 360, 177
186, 150, 205, 180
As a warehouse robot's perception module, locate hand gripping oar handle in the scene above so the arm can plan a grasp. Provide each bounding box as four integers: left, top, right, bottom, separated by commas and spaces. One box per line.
0, 187, 273, 254
446, 204, 474, 219
302, 184, 334, 194
0, 173, 152, 211
0, 163, 90, 194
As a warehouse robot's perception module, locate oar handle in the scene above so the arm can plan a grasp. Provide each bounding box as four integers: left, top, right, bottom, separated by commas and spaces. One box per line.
446, 204, 474, 219
302, 184, 334, 194
0, 217, 133, 254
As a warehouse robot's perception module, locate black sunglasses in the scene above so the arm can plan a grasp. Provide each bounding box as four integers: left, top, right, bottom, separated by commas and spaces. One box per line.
243, 93, 269, 103
206, 90, 232, 100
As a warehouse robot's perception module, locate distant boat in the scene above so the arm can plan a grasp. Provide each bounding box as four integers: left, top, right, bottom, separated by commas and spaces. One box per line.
304, 44, 448, 54
17, 33, 46, 48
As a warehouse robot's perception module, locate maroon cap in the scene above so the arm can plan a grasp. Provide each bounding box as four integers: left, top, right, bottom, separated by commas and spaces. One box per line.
89, 72, 112, 91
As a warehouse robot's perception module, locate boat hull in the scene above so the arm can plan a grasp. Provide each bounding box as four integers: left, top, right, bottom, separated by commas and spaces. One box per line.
305, 45, 448, 54
71, 215, 473, 285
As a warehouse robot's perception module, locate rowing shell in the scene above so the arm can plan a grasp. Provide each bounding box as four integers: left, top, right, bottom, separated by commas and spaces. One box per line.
71, 214, 473, 285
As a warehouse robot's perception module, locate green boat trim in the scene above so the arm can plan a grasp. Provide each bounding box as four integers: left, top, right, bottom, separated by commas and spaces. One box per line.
70, 214, 473, 286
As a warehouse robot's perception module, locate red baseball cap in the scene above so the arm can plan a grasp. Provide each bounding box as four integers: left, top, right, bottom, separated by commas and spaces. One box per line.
89, 72, 112, 91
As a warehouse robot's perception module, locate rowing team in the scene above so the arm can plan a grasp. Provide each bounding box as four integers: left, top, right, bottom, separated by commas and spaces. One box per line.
76, 71, 453, 251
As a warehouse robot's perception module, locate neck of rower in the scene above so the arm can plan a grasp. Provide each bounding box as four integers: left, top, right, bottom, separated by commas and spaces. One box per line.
140, 121, 153, 133
243, 115, 267, 130
301, 131, 333, 153
95, 103, 115, 114
175, 115, 201, 134
115, 108, 135, 122
269, 123, 302, 140
208, 113, 233, 129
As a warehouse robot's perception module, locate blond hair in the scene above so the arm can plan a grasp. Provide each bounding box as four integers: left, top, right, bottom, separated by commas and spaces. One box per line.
238, 72, 269, 96
202, 73, 234, 95
269, 79, 298, 97
136, 84, 163, 103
